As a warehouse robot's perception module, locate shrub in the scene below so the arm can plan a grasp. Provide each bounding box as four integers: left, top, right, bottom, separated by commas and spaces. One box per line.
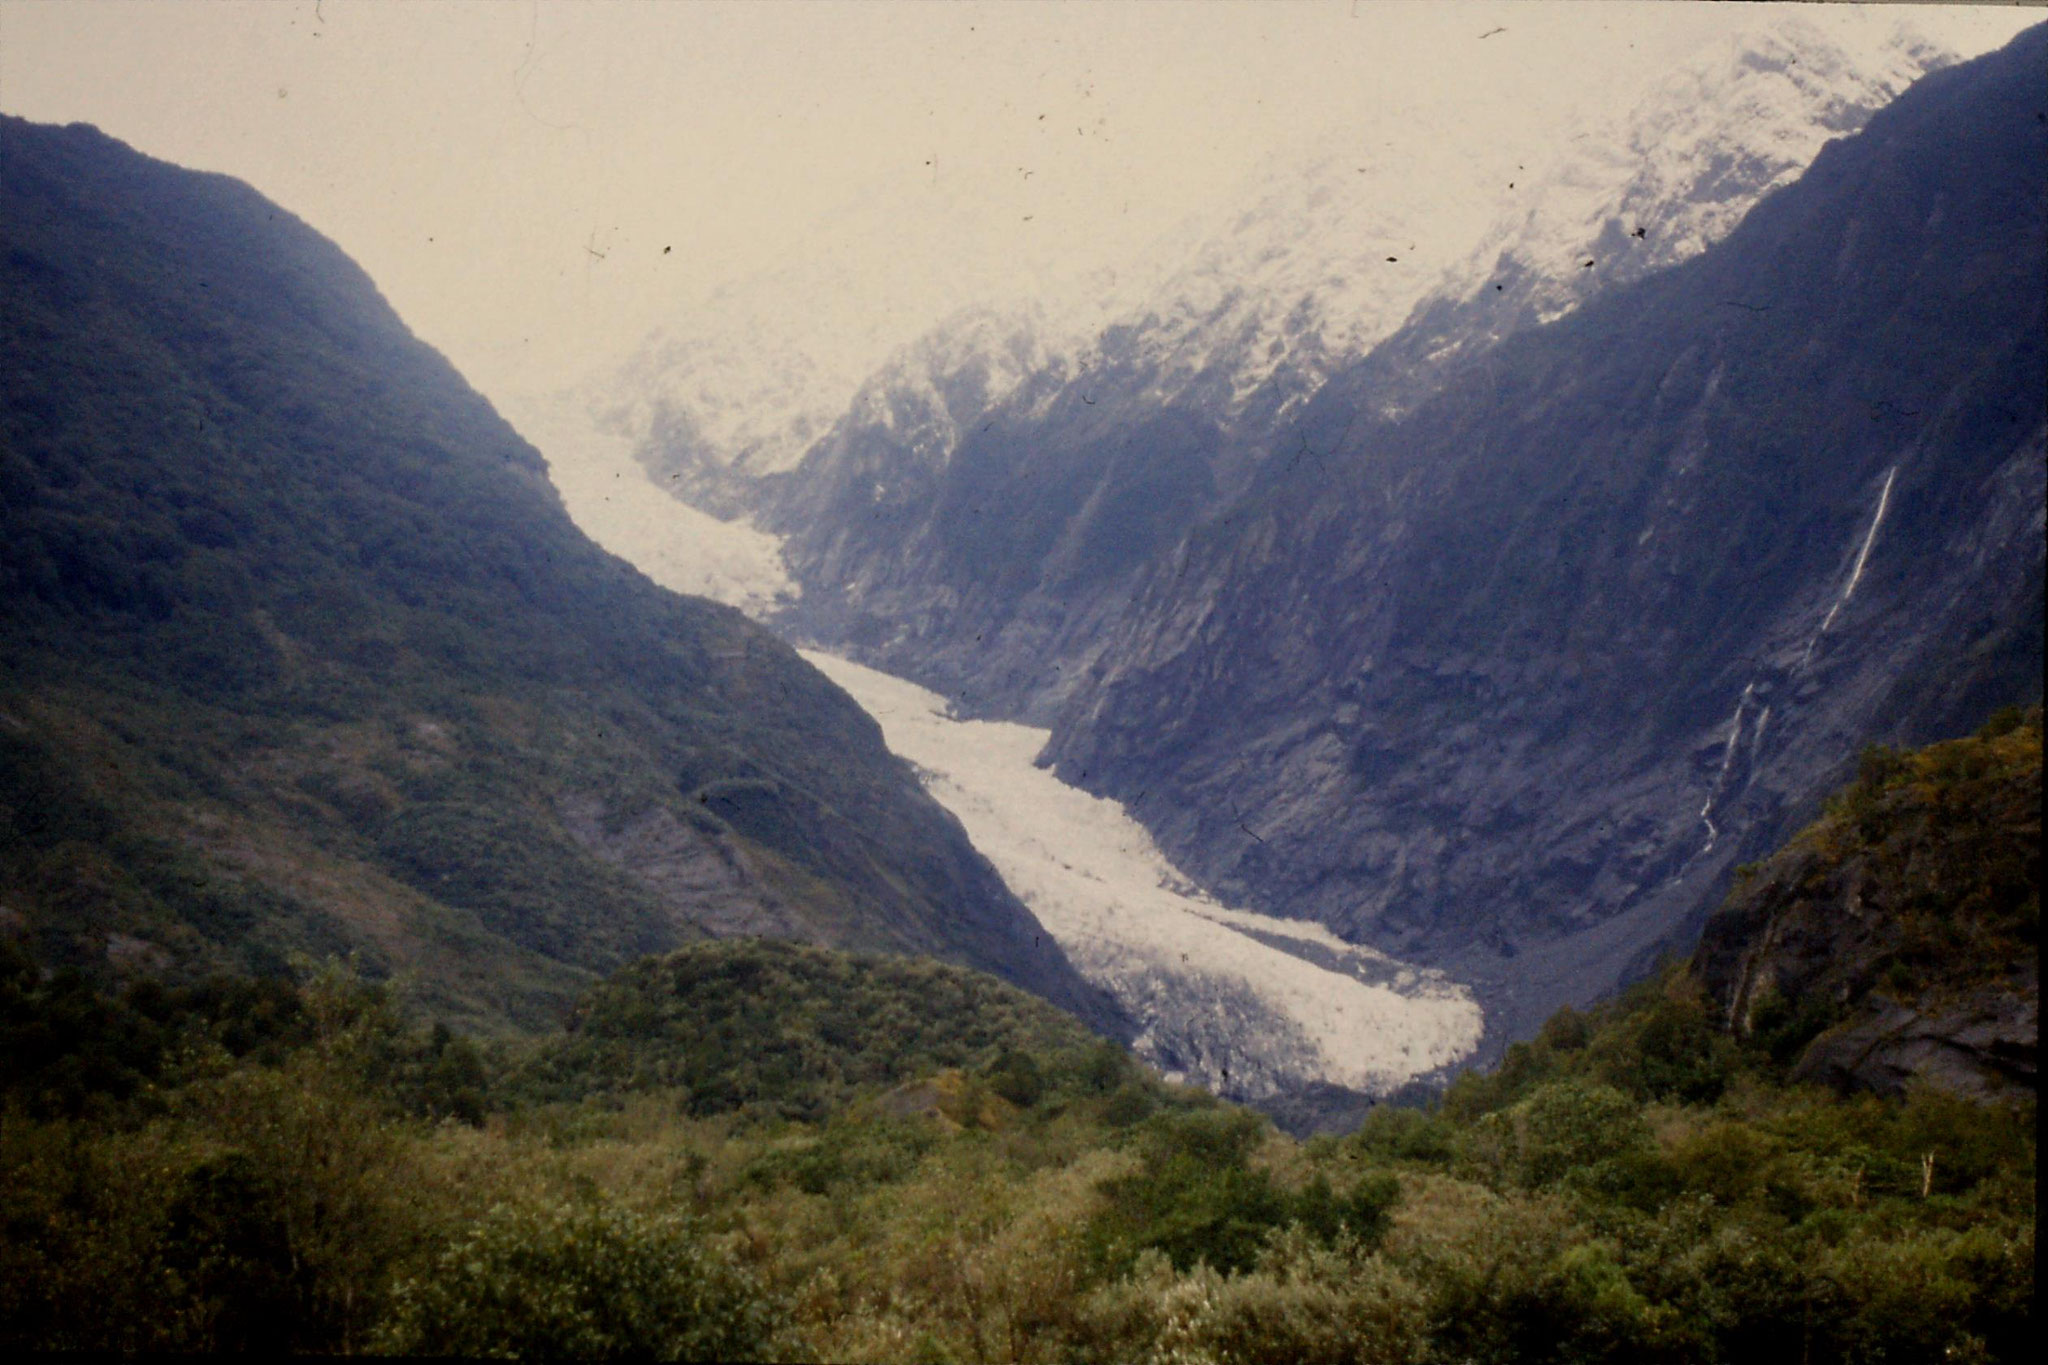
743, 1115, 939, 1195
1086, 1109, 1399, 1278
1351, 1105, 1457, 1164
1743, 982, 1841, 1068
376, 1198, 784, 1361
1511, 1080, 1653, 1190
1291, 1171, 1402, 1248
985, 1047, 1045, 1108
1075, 1246, 1432, 1365
158, 1151, 301, 1353
1810, 1224, 2023, 1364
1585, 982, 1736, 1104
1087, 1109, 1291, 1276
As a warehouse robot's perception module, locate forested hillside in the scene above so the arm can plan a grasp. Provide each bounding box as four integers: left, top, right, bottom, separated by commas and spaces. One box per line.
0, 116, 1115, 1033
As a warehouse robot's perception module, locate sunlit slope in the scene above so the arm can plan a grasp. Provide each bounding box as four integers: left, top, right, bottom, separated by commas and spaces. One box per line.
0, 116, 1111, 1032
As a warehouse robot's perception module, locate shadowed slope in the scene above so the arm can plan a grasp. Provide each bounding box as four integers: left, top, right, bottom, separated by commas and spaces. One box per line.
0, 116, 1118, 1034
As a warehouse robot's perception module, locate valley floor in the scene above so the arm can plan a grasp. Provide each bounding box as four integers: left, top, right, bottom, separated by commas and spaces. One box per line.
519, 402, 1482, 1102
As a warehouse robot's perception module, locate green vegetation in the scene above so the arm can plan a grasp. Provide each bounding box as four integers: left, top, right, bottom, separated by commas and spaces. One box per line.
1809, 714, 2040, 998
0, 719, 2034, 1362
1693, 707, 2040, 1102
3, 909, 2032, 1361
0, 114, 1108, 1031
377, 1200, 782, 1361
509, 939, 1124, 1122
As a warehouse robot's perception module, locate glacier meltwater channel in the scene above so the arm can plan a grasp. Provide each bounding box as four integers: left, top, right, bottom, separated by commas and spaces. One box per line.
520, 399, 1482, 1101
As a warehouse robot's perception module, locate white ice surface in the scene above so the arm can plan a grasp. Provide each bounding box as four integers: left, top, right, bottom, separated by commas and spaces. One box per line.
801, 650, 1484, 1099
502, 395, 797, 619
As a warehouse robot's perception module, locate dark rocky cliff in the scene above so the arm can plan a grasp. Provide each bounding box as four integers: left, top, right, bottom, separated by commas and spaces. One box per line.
1043, 27, 2046, 1049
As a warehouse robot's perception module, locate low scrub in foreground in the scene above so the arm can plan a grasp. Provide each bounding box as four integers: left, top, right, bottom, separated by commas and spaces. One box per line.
3, 717, 2035, 1360
1, 939, 2031, 1362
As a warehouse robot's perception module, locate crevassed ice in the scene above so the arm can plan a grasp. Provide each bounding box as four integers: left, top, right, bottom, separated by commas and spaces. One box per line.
801, 650, 1484, 1099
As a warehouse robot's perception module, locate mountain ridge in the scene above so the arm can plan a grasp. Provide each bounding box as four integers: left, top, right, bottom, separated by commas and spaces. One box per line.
1044, 23, 2046, 1048
0, 115, 1121, 1035
732, 18, 1964, 729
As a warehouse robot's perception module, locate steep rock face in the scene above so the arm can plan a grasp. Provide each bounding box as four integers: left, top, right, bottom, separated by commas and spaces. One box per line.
1788, 993, 2036, 1100
1693, 716, 2039, 1101
0, 117, 1119, 1034
1046, 27, 2046, 1048
754, 21, 1955, 724
769, 322, 1231, 722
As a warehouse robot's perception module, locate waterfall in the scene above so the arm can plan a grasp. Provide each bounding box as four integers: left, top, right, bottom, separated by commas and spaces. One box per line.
1697, 682, 1756, 852
1697, 465, 1900, 857
1802, 464, 1898, 665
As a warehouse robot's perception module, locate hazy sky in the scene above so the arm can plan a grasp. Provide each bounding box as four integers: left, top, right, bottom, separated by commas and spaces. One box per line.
2, 2, 2034, 405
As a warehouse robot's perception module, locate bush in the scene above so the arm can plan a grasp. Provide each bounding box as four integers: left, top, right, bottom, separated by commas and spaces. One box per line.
1076, 1245, 1432, 1365
743, 1115, 940, 1195
1291, 1171, 1402, 1248
1594, 993, 1736, 1105
158, 1151, 300, 1353
1510, 1081, 1654, 1190
985, 1047, 1045, 1108
1087, 1109, 1291, 1276
1352, 1105, 1457, 1165
1810, 1224, 2028, 1364
377, 1198, 784, 1361
1086, 1109, 1399, 1278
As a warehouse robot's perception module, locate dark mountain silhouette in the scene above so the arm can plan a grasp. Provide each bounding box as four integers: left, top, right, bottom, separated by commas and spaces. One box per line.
0, 116, 1120, 1035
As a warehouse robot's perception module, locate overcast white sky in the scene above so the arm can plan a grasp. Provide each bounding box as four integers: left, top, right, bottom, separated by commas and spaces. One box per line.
2, 2, 2034, 406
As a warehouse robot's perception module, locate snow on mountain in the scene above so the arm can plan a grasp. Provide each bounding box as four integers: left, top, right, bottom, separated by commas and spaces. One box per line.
1087, 16, 1953, 432
801, 649, 1484, 1102
1086, 122, 1518, 428
575, 175, 1155, 505
794, 16, 1957, 478
593, 265, 915, 486
715, 16, 1963, 732
832, 300, 1100, 469
574, 18, 1952, 539
1394, 18, 1955, 387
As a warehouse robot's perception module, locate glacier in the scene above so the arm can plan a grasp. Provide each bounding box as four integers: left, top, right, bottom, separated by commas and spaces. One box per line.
798, 650, 1483, 1101
503, 393, 797, 617
512, 403, 1482, 1100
